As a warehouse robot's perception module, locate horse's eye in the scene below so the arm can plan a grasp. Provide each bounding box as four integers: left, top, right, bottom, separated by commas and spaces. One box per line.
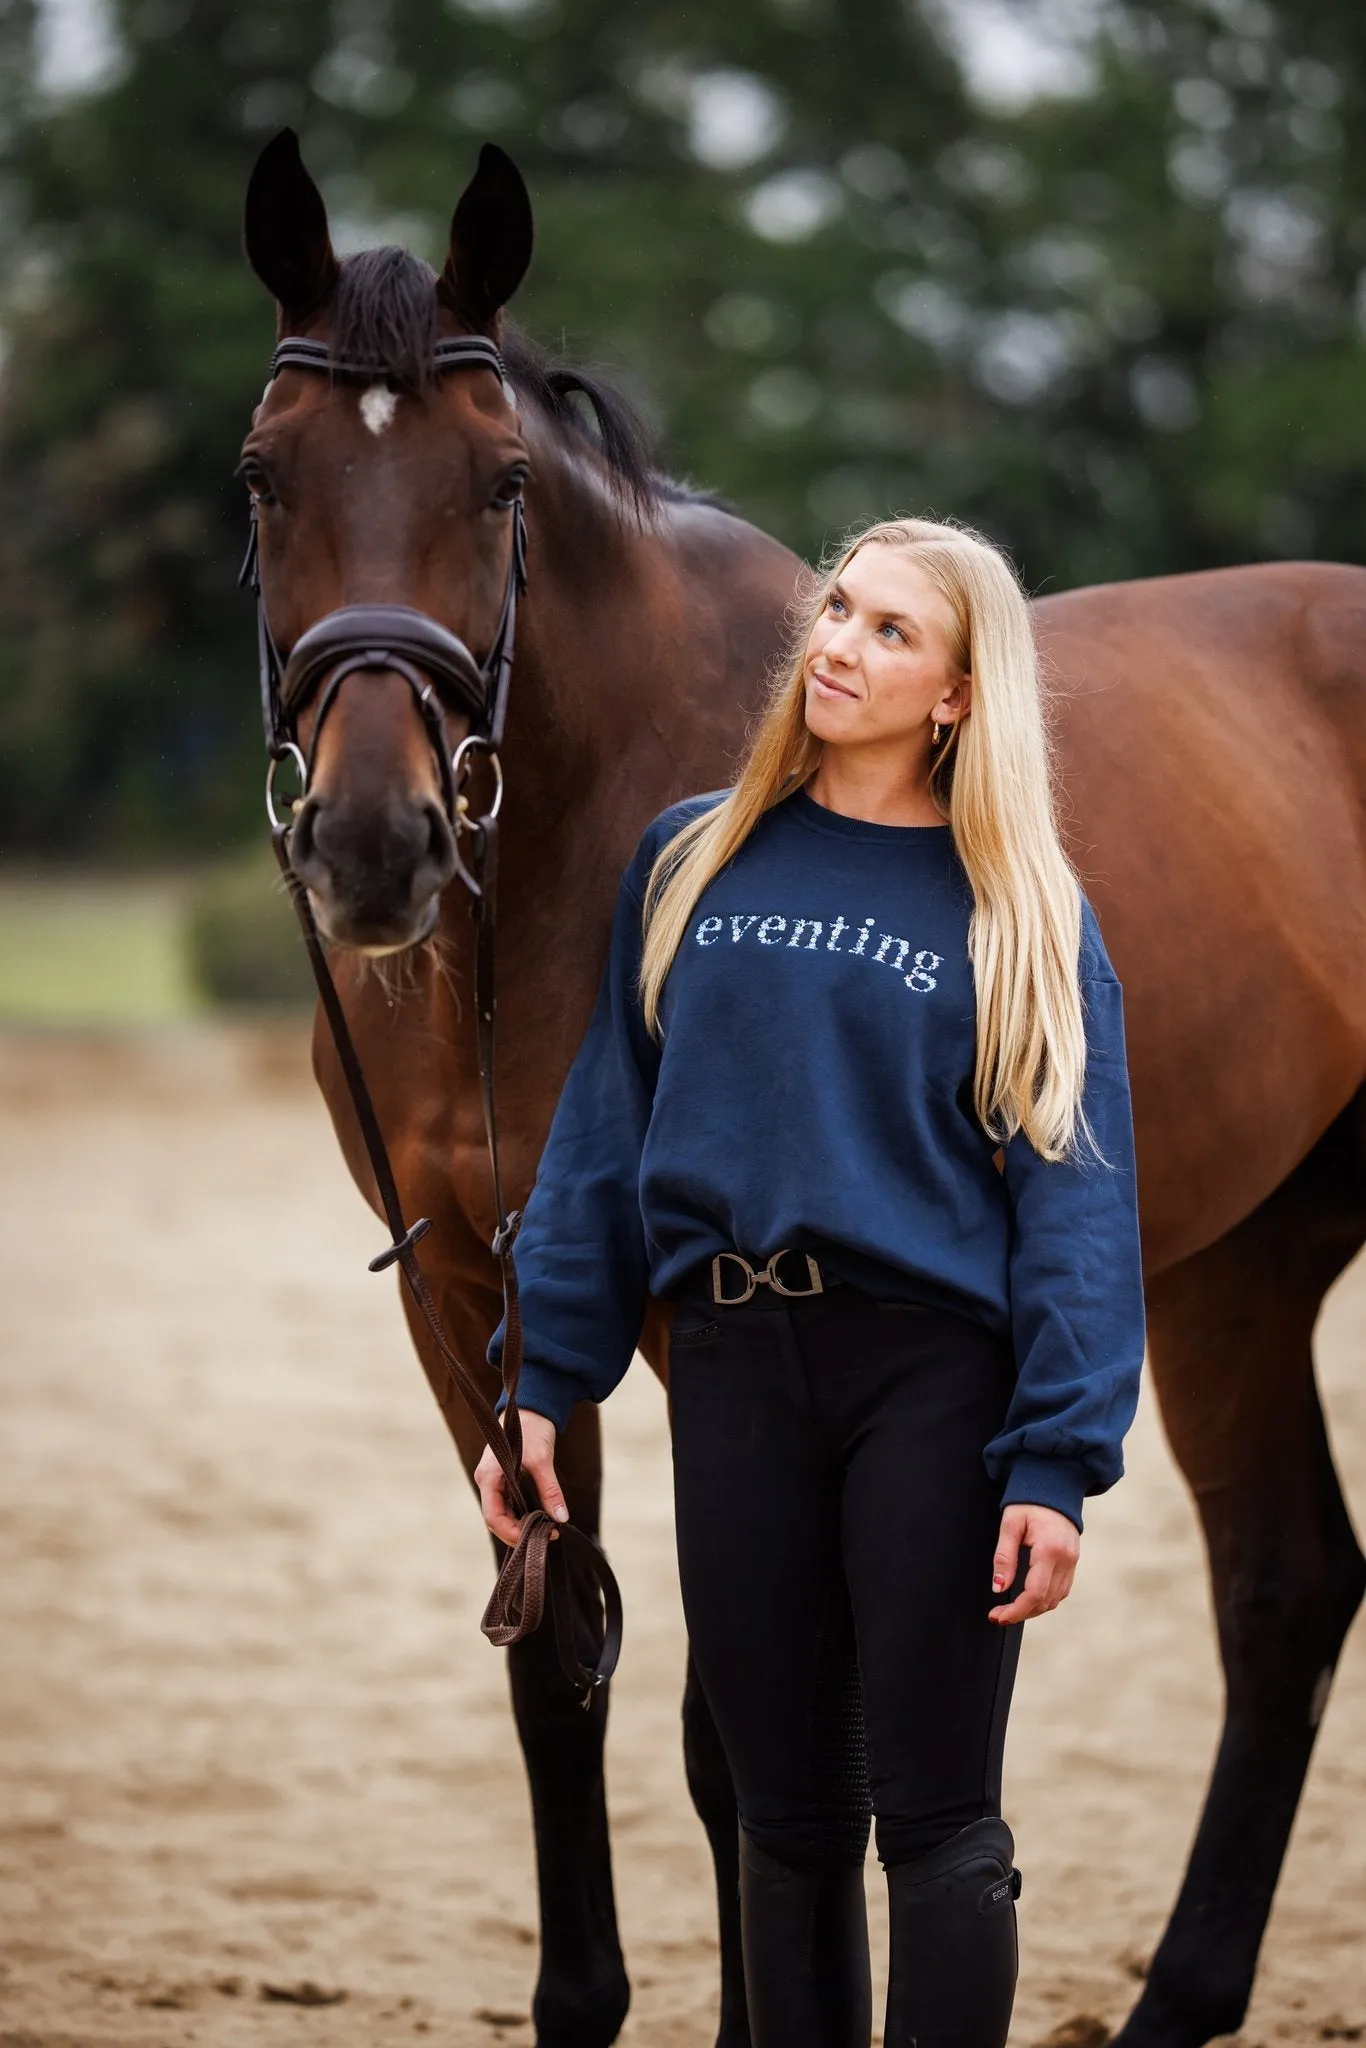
490, 465, 528, 511
236, 459, 276, 506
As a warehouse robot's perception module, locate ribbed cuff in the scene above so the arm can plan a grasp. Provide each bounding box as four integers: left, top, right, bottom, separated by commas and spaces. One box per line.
497, 1362, 582, 1434
1000, 1453, 1089, 1532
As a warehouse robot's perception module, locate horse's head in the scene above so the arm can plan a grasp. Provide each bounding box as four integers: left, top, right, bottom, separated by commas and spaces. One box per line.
241, 131, 533, 952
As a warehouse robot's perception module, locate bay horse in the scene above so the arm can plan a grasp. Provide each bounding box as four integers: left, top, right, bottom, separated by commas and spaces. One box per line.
241, 130, 1366, 2048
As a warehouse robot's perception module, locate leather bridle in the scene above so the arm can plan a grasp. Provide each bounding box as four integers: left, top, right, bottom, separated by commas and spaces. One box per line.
241, 331, 621, 1698
242, 334, 525, 868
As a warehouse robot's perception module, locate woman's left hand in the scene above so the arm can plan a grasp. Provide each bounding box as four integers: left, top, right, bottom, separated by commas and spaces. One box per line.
988, 1502, 1080, 1624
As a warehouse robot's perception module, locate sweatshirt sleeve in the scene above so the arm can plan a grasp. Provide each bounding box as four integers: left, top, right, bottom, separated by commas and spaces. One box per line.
985, 907, 1146, 1531
488, 869, 659, 1430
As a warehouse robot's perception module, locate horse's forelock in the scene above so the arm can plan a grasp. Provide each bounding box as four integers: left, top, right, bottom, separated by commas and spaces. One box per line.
331, 247, 440, 393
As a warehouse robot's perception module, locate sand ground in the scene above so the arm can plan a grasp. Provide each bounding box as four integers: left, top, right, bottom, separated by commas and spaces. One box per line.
1, 1026, 1363, 2048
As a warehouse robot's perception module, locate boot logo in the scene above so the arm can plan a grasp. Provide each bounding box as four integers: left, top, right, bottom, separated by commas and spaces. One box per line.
978, 1872, 1019, 1914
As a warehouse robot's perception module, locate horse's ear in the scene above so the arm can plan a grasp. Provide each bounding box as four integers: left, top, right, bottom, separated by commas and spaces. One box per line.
439, 144, 533, 333
244, 128, 339, 319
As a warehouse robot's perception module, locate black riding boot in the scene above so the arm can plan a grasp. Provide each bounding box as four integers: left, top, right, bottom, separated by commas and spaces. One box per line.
883, 1817, 1020, 2048
738, 1832, 872, 2048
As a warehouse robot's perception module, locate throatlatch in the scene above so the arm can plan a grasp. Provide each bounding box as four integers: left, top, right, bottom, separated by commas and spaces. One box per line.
242, 327, 621, 1699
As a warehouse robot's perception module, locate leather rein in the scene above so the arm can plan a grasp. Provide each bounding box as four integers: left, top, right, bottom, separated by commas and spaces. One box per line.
240, 331, 622, 1698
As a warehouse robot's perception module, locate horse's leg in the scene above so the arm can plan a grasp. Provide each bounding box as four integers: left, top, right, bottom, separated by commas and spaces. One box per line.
640, 1300, 752, 2048
397, 1288, 629, 2048
1114, 1104, 1366, 2048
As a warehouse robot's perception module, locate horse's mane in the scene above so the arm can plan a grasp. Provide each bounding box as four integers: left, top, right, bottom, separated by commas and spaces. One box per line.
330, 246, 666, 512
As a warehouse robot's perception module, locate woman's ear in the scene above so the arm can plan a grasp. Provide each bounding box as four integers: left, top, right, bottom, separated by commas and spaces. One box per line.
933, 673, 972, 725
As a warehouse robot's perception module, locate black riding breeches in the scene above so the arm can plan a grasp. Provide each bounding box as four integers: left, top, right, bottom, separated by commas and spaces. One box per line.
668, 1282, 1024, 1872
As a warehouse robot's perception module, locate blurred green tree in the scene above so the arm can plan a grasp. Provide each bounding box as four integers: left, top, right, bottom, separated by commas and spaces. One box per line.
2, 0, 1365, 852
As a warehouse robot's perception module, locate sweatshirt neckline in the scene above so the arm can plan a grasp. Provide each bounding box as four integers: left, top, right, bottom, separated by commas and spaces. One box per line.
783, 788, 953, 846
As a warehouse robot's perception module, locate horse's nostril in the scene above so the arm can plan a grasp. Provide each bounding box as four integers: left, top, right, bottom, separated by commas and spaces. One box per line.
423, 801, 457, 883
288, 796, 319, 872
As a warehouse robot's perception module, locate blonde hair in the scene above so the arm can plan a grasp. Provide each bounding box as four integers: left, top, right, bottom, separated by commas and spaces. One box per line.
638, 516, 1089, 1162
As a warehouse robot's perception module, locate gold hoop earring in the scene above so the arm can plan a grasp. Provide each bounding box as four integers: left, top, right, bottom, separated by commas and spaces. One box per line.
931, 721, 943, 748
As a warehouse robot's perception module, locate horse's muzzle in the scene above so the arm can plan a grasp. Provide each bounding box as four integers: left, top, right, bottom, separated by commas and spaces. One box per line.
287, 787, 457, 953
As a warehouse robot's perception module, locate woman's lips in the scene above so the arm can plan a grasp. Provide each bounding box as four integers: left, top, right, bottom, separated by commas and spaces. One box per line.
810, 669, 857, 700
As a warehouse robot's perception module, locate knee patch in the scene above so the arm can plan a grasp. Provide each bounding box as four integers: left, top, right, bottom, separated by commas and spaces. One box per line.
807, 1575, 872, 1866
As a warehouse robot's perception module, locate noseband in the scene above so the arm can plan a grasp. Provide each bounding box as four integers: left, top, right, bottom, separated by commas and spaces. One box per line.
241, 331, 620, 1698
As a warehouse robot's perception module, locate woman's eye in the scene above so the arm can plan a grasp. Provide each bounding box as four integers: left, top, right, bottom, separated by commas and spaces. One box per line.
490, 466, 528, 510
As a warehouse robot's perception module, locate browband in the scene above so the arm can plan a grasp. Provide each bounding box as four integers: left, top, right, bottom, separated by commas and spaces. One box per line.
270, 334, 509, 388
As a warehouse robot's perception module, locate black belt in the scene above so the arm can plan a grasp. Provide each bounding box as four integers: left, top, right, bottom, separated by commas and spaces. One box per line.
708, 1248, 846, 1307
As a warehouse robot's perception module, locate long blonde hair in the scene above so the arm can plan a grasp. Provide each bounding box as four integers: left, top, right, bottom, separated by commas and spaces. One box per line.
638, 516, 1089, 1162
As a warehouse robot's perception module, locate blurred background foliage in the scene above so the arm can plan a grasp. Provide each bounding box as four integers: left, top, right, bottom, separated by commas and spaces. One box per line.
2, 0, 1366, 862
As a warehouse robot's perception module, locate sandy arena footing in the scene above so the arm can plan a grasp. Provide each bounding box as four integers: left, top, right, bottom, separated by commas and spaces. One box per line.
1, 1026, 1363, 2046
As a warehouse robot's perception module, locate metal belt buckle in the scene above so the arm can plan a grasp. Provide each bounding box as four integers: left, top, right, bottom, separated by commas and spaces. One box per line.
765, 1250, 824, 1298
711, 1252, 758, 1305
710, 1249, 824, 1305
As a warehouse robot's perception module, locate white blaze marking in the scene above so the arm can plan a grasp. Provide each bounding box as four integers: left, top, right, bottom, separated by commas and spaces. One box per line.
360, 383, 398, 435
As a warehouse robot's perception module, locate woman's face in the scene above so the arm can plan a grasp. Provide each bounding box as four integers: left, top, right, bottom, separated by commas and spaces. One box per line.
803, 546, 970, 751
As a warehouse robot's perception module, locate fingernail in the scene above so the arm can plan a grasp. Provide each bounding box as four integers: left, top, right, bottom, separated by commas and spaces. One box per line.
992, 1576, 1005, 1591
553, 1506, 569, 1523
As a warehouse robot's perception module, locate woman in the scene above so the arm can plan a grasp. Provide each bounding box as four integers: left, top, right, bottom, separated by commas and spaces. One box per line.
476, 516, 1145, 2048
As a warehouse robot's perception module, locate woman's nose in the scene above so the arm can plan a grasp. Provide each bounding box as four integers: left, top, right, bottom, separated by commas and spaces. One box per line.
822, 621, 860, 664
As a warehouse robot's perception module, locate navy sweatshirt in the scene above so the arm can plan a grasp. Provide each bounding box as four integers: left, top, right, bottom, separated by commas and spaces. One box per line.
494, 788, 1145, 1528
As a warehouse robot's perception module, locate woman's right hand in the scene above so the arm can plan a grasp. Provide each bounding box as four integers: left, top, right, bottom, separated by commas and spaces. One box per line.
475, 1409, 569, 1547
